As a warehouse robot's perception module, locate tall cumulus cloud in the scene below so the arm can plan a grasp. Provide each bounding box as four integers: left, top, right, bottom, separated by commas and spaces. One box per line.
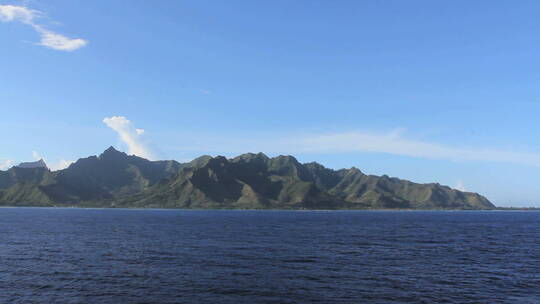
103, 116, 155, 160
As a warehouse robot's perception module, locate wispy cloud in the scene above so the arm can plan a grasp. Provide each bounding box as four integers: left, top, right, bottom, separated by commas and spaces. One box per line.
293, 130, 540, 167
103, 116, 155, 160
0, 159, 14, 170
199, 89, 211, 95
32, 150, 42, 160
455, 180, 467, 192
0, 4, 87, 51
168, 129, 540, 167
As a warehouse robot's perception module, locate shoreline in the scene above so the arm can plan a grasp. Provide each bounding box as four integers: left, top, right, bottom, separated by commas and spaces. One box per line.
0, 206, 539, 211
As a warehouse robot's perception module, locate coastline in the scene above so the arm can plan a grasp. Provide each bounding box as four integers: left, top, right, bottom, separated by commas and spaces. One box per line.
1, 205, 538, 211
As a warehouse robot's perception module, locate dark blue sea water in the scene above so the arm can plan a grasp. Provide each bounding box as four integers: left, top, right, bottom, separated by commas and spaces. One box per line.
0, 208, 538, 303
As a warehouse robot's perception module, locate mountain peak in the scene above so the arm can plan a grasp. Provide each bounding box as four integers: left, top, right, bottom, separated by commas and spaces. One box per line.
16, 159, 48, 169
99, 146, 127, 160
104, 146, 119, 153
188, 155, 213, 168
232, 152, 270, 163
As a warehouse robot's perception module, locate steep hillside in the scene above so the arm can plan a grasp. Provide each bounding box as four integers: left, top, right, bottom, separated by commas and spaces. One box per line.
0, 147, 182, 205
0, 149, 494, 209
118, 153, 494, 210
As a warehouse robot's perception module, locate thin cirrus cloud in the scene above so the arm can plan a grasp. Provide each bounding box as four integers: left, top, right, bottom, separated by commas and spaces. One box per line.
0, 4, 87, 51
291, 131, 540, 167
103, 116, 155, 160
169, 129, 540, 168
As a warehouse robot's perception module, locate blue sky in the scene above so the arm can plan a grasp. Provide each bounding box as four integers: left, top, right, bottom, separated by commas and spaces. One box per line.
0, 0, 538, 206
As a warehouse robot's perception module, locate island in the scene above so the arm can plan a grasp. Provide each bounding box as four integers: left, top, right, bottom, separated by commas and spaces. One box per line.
0, 147, 495, 210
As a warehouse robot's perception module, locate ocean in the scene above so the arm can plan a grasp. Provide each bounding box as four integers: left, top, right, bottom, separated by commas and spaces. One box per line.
1, 208, 538, 303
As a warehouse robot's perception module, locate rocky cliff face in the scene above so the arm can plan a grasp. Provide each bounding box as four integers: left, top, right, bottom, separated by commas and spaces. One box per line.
0, 148, 495, 209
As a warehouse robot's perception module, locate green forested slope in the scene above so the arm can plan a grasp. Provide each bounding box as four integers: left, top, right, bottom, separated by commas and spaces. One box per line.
0, 148, 495, 209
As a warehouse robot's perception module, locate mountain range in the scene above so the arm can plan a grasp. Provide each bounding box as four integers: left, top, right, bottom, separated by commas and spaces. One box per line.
0, 147, 495, 209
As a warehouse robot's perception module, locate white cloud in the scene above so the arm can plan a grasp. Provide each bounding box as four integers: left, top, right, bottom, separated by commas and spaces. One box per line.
32, 151, 42, 160
455, 180, 467, 192
293, 130, 540, 167
199, 89, 211, 95
168, 129, 540, 167
34, 26, 87, 51
30, 151, 73, 171
0, 159, 14, 170
103, 116, 155, 160
49, 159, 74, 171
0, 4, 36, 23
0, 4, 87, 51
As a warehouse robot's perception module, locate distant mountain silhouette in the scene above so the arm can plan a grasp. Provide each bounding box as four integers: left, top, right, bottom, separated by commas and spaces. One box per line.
0, 147, 495, 209
16, 159, 48, 169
